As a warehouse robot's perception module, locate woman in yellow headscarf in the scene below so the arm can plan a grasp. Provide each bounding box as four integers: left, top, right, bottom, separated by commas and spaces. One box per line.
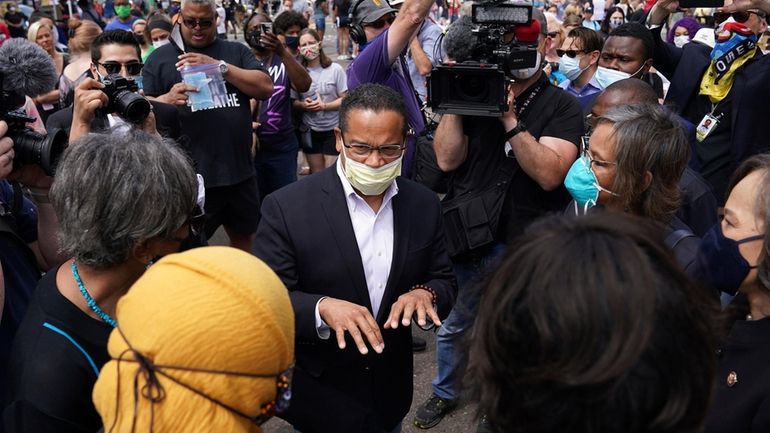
93, 246, 295, 433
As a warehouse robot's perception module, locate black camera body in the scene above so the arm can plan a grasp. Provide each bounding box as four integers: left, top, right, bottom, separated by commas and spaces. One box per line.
427, 0, 537, 117
0, 74, 67, 175
101, 74, 151, 124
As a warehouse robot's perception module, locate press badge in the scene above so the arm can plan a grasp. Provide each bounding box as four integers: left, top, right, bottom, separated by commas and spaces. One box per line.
696, 113, 719, 142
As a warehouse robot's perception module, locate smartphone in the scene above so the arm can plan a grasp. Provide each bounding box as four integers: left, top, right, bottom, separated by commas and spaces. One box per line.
679, 0, 723, 8
261, 22, 273, 34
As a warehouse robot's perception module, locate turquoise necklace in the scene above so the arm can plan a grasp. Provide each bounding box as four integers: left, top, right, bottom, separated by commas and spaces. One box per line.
71, 261, 117, 328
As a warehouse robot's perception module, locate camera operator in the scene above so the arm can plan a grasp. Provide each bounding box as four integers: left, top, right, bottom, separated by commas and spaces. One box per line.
413, 11, 584, 430
46, 30, 183, 143
0, 119, 64, 412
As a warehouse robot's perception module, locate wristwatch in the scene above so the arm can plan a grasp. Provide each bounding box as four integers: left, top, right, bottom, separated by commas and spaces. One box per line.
218, 60, 229, 76
504, 121, 527, 141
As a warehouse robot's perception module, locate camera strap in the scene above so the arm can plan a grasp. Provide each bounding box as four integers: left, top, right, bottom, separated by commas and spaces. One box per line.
514, 79, 548, 120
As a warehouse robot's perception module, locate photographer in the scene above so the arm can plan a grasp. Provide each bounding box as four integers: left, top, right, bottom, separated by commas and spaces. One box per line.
46, 30, 182, 143
413, 11, 584, 430
647, 0, 770, 203
0, 120, 64, 412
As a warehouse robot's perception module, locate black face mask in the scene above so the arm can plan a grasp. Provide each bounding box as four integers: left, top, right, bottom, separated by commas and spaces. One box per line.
285, 35, 299, 50
134, 32, 146, 45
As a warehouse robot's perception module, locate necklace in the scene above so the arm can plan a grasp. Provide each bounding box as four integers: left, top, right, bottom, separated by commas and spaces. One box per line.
71, 261, 117, 328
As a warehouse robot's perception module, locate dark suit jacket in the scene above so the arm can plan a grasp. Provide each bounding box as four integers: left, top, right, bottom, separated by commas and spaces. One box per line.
651, 27, 770, 167
254, 167, 456, 433
45, 101, 183, 143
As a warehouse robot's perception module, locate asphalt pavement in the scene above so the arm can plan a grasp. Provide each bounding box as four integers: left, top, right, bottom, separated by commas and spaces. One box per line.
216, 18, 479, 433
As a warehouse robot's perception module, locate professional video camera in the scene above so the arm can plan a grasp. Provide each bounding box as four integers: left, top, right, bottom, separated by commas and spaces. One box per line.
101, 74, 152, 124
427, 0, 539, 117
0, 38, 68, 175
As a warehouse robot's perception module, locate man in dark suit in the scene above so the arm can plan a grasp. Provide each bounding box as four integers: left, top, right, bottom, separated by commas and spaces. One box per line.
646, 0, 770, 203
254, 84, 456, 433
46, 30, 182, 142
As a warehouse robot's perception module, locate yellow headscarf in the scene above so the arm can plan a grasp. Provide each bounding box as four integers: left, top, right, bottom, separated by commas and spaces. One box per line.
93, 246, 294, 433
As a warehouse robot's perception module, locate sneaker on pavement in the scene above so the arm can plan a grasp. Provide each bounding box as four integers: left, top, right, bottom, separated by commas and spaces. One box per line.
413, 394, 457, 429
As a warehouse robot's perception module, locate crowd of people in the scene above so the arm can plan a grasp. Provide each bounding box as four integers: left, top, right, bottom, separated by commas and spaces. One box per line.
0, 0, 769, 431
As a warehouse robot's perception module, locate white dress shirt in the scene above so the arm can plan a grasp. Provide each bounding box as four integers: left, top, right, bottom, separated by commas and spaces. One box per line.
313, 160, 399, 339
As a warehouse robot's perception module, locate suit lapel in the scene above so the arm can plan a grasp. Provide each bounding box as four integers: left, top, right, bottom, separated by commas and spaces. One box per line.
376, 185, 409, 324
320, 169, 373, 312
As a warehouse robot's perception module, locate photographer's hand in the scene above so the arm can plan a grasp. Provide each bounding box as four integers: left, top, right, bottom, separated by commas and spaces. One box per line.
720, 0, 770, 14
0, 122, 14, 179
648, 0, 679, 26
500, 84, 519, 130
71, 78, 109, 143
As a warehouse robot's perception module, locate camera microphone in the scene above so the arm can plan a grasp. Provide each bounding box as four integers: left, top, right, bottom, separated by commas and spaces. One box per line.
0, 38, 58, 98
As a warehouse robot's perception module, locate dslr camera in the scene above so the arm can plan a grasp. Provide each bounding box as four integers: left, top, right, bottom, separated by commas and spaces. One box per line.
427, 0, 538, 117
0, 74, 67, 176
101, 74, 152, 124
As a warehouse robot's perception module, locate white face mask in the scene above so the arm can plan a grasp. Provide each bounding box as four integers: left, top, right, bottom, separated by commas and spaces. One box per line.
153, 38, 170, 49
609, 18, 624, 29
342, 147, 402, 196
510, 52, 543, 81
559, 53, 588, 81
673, 35, 690, 48
595, 62, 645, 89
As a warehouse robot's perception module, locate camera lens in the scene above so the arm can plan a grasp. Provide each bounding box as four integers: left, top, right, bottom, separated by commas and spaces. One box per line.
11, 127, 68, 176
114, 90, 152, 124
456, 73, 490, 102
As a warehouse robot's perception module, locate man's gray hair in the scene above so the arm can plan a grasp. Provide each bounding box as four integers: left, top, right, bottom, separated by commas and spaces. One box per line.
51, 130, 198, 269
181, 0, 216, 13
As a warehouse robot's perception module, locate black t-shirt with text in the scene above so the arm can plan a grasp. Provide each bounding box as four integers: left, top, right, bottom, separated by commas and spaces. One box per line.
142, 39, 267, 188
448, 75, 584, 242
3, 267, 112, 433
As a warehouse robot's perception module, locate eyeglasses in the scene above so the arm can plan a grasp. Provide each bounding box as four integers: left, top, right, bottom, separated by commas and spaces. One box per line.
587, 151, 616, 169
342, 138, 405, 159
181, 15, 215, 29
166, 205, 206, 242
364, 13, 395, 29
95, 61, 144, 75
714, 10, 766, 24
557, 49, 585, 58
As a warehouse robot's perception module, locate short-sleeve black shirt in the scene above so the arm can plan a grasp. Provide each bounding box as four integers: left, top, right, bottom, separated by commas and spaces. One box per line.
142, 39, 268, 188
3, 267, 112, 433
447, 75, 584, 242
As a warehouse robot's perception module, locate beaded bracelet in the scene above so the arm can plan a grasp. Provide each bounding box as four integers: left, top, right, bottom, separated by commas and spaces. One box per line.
410, 284, 437, 305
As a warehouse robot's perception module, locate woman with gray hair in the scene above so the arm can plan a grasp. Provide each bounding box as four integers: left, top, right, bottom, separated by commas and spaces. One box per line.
563, 102, 699, 273
3, 130, 199, 433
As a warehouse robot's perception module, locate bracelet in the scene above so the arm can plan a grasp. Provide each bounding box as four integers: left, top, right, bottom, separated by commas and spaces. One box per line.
410, 284, 437, 305
28, 191, 50, 204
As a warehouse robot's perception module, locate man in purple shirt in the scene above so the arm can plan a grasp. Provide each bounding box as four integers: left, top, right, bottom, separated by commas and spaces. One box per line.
346, 0, 437, 178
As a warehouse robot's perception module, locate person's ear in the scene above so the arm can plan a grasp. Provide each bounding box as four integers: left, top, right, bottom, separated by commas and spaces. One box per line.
334, 127, 342, 153
132, 239, 155, 266
90, 63, 99, 79
642, 170, 653, 192
642, 58, 653, 75
589, 49, 600, 65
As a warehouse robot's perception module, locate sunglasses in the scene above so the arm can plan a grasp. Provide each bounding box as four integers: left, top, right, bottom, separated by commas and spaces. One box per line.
547, 31, 560, 38
181, 15, 215, 29
96, 61, 144, 75
364, 13, 395, 29
557, 49, 585, 58
714, 10, 766, 24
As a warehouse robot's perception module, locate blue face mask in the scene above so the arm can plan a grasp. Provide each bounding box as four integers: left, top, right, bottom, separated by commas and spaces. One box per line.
564, 155, 618, 213
695, 224, 763, 295
559, 54, 587, 81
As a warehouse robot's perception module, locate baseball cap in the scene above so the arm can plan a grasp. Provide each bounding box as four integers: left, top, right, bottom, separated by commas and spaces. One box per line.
352, 0, 397, 24
584, 5, 594, 13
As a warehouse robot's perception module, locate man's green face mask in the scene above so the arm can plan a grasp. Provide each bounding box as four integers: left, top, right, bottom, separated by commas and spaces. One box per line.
115, 4, 132, 19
